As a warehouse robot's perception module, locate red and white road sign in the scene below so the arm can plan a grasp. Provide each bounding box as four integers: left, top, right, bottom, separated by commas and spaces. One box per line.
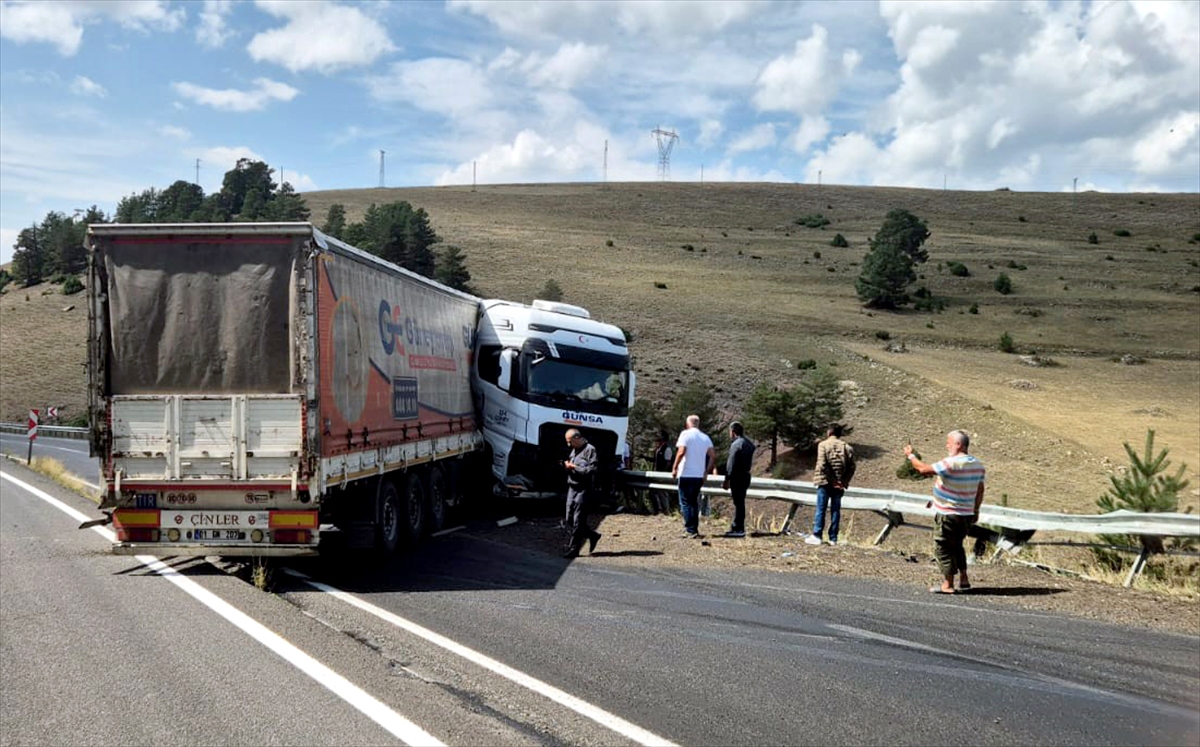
28, 409, 38, 441
47, 407, 58, 419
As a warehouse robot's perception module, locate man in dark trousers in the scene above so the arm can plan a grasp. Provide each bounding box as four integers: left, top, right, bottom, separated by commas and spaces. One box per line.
808, 423, 856, 546
562, 429, 602, 558
722, 421, 755, 538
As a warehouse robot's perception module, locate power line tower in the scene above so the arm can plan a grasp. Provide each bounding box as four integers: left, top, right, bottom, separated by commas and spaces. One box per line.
652, 127, 678, 181
379, 150, 386, 188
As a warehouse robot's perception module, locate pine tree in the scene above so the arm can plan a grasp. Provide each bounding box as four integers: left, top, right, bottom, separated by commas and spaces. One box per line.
1094, 429, 1191, 564
855, 209, 929, 309
322, 204, 347, 239
742, 383, 795, 468
435, 245, 474, 293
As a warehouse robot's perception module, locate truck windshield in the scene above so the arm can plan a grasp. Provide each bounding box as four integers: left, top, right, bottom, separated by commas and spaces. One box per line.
526, 358, 628, 407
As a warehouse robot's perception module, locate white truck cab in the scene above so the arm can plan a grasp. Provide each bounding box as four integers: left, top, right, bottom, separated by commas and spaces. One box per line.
473, 299, 634, 497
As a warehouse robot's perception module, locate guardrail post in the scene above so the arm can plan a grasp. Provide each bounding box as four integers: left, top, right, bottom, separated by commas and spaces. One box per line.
873, 510, 904, 546
779, 504, 800, 535
1123, 545, 1150, 588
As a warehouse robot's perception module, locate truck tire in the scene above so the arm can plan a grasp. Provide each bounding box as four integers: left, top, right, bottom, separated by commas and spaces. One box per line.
376, 479, 402, 555
426, 465, 448, 535
401, 471, 426, 545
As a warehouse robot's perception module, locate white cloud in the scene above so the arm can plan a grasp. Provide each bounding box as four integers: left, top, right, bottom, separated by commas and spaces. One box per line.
696, 119, 723, 148
1, 227, 19, 266
172, 78, 299, 112
0, 2, 84, 55
728, 123, 776, 155
69, 75, 107, 98
753, 25, 861, 117
523, 42, 607, 90
196, 0, 235, 48
158, 125, 191, 140
1129, 111, 1200, 174
366, 58, 493, 116
790, 116, 830, 153
0, 0, 183, 56
449, 0, 760, 39
248, 1, 395, 73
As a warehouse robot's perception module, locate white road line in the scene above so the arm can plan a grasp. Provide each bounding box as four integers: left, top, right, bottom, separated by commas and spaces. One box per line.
286, 569, 678, 747
0, 470, 445, 747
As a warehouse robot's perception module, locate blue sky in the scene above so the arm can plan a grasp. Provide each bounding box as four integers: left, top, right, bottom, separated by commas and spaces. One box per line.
1, 0, 1198, 264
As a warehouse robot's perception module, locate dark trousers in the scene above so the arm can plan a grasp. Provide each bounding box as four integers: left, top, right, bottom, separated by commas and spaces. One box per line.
728, 474, 750, 533
566, 486, 599, 552
933, 513, 972, 578
677, 477, 704, 534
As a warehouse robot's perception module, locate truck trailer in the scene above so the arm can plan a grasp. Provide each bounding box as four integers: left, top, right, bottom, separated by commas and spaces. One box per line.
85, 222, 633, 557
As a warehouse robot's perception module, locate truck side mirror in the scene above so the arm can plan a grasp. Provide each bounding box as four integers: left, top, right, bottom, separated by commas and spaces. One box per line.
498, 349, 516, 392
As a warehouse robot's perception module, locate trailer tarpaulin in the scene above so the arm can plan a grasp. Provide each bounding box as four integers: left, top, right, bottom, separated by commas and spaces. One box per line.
101, 237, 297, 394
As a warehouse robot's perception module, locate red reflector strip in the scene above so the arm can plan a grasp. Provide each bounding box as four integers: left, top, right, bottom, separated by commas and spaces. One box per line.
113, 509, 161, 527
269, 511, 318, 529
272, 529, 311, 544
116, 528, 160, 542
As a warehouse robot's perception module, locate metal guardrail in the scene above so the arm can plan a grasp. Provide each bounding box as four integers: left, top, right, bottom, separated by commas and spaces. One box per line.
620, 470, 1200, 586
0, 422, 88, 440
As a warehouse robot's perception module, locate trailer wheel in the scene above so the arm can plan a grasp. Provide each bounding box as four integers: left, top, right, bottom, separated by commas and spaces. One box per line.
376, 479, 401, 555
402, 471, 426, 544
426, 466, 448, 534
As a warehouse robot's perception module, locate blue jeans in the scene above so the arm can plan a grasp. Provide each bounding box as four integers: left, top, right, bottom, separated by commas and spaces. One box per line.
812, 485, 843, 542
677, 477, 704, 534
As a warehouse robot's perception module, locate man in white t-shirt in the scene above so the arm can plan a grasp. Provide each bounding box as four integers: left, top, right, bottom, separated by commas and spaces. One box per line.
671, 414, 716, 537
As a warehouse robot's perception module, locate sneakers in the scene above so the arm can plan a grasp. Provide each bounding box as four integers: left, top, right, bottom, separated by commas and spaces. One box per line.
723, 530, 745, 538
828, 540, 838, 546
682, 531, 701, 539
804, 535, 823, 546
588, 532, 602, 553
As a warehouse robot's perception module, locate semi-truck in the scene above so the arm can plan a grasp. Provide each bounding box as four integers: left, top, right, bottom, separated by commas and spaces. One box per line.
85, 222, 633, 557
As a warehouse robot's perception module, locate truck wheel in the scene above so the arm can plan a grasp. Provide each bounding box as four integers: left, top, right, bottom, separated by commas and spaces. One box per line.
376, 479, 401, 555
402, 471, 426, 544
426, 466, 448, 534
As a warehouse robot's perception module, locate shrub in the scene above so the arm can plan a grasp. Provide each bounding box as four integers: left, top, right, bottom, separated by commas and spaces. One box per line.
682, 244, 694, 251
968, 303, 979, 314
875, 330, 891, 341
830, 233, 849, 247
1113, 229, 1131, 237
796, 359, 817, 370
62, 276, 84, 295
999, 331, 1015, 353
896, 451, 928, 480
539, 278, 564, 302
653, 281, 667, 289
1105, 255, 1114, 261
1006, 259, 1027, 270
1088, 233, 1099, 245
795, 213, 831, 228
813, 250, 821, 259
994, 273, 1013, 295
1192, 232, 1200, 242
1018, 215, 1027, 222
947, 261, 970, 277
605, 239, 614, 247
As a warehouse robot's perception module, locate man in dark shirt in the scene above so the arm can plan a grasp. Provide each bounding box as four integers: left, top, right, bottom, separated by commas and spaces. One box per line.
562, 429, 602, 558
722, 421, 755, 538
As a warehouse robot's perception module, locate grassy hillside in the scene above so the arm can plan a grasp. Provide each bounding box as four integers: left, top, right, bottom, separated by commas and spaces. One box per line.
3, 182, 1198, 515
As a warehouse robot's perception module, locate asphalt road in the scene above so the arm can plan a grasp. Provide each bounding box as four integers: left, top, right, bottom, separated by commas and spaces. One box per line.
0, 433, 99, 489
3, 453, 1198, 746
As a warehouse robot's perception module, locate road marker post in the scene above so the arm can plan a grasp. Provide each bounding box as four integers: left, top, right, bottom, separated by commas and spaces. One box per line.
27, 409, 39, 463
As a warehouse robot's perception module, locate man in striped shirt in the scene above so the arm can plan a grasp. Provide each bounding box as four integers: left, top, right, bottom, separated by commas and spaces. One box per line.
904, 430, 986, 594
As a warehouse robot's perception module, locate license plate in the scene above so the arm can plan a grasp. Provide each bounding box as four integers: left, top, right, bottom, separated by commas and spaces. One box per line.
191, 529, 246, 541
